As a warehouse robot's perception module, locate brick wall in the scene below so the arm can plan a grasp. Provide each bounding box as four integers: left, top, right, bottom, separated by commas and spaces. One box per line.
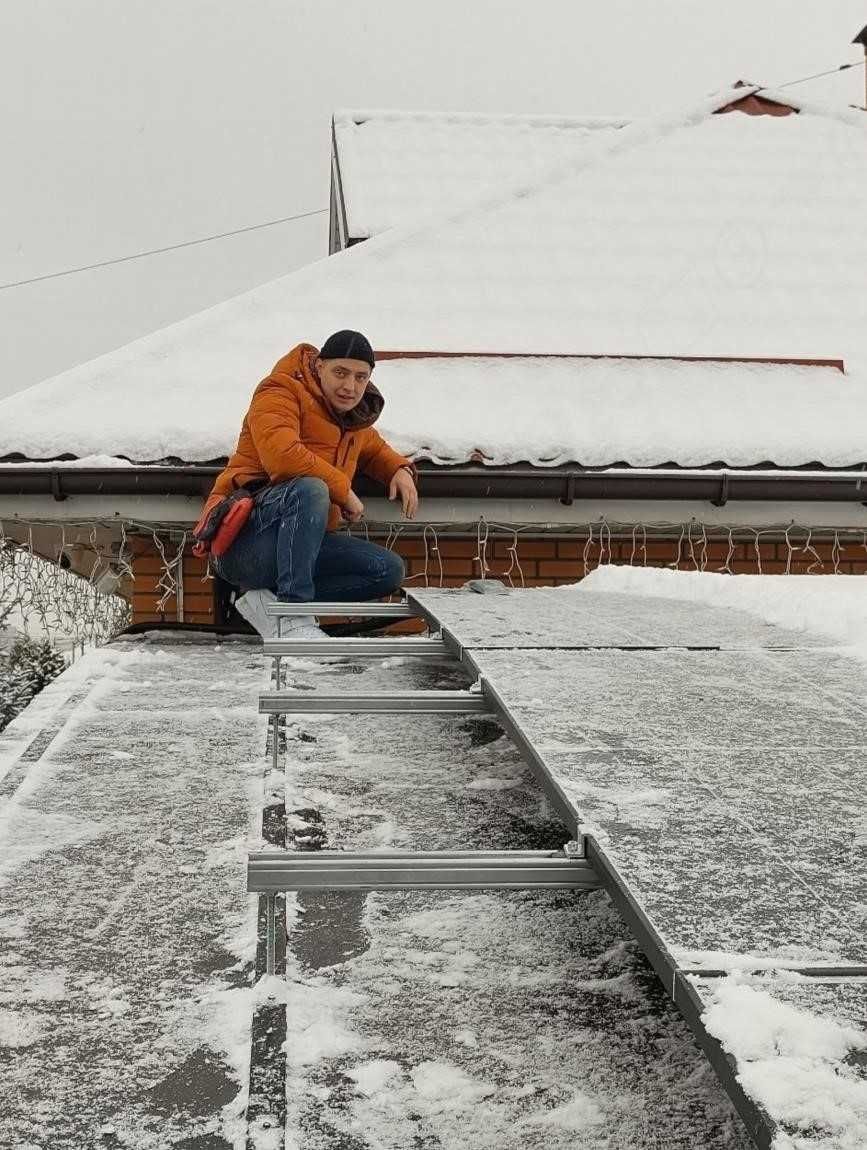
398, 535, 867, 587
126, 538, 214, 625
127, 532, 867, 626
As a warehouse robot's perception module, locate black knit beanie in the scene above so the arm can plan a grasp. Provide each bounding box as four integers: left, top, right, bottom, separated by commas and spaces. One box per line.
319, 330, 375, 369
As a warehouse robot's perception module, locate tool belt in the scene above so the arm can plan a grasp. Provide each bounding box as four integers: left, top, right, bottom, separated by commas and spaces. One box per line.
191, 480, 267, 559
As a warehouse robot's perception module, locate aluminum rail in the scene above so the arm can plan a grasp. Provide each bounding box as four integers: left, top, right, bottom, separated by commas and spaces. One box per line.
261, 638, 449, 658
248, 848, 601, 892
258, 690, 490, 714
266, 601, 415, 618
253, 846, 599, 975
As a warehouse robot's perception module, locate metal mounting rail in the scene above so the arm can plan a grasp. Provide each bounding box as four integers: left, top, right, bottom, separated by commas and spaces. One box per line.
251, 846, 599, 974
261, 638, 449, 658
249, 848, 600, 892
266, 601, 415, 619
259, 691, 490, 714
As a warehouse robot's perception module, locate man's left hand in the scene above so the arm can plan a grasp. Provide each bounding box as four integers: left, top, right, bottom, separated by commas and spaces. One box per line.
388, 468, 419, 519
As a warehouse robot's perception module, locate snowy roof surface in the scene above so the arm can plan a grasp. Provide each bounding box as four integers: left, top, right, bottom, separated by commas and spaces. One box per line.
412, 572, 867, 1145
3, 84, 867, 468
0, 628, 754, 1148
2, 355, 863, 469
333, 109, 629, 238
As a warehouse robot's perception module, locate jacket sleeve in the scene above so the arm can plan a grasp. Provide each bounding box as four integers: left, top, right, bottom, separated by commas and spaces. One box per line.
247, 376, 352, 505
357, 429, 416, 487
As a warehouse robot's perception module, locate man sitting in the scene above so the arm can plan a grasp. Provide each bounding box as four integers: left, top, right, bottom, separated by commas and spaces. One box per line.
202, 330, 418, 639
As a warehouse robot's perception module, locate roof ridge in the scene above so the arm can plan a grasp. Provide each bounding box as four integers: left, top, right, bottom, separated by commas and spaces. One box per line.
333, 107, 632, 129
326, 79, 867, 274
321, 83, 765, 269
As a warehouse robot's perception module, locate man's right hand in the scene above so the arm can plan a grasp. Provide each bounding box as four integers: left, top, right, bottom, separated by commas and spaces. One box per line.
342, 490, 365, 522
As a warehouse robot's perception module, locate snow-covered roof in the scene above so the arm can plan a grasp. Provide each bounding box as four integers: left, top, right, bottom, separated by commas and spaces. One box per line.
332, 109, 629, 238
2, 355, 862, 469
3, 83, 867, 470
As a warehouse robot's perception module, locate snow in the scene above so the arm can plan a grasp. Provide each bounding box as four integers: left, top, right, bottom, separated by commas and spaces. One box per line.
581, 566, 867, 661
0, 453, 138, 468
410, 583, 826, 650
697, 977, 867, 1150
334, 108, 628, 238
703, 980, 865, 1063
0, 1005, 47, 1047
518, 1091, 608, 1132
411, 580, 867, 1146
276, 651, 752, 1148
3, 85, 867, 468
0, 634, 270, 1147
347, 1058, 403, 1096
0, 633, 759, 1146
5, 355, 864, 469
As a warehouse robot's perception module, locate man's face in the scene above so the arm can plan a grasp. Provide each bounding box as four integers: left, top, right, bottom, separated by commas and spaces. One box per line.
315, 357, 371, 412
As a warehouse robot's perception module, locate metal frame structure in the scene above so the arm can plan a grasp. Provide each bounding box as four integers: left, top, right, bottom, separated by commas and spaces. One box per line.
250, 847, 599, 893
266, 601, 415, 619
247, 592, 864, 1148
261, 637, 449, 658
259, 691, 490, 715
250, 847, 600, 976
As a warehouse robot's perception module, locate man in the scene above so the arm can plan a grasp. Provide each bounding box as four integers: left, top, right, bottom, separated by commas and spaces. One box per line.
202, 330, 418, 639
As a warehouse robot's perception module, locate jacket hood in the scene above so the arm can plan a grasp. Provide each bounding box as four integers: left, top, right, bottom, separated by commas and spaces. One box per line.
272, 343, 385, 431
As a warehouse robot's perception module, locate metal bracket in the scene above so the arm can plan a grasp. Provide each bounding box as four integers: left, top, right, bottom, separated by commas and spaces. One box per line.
251, 848, 601, 979
259, 691, 491, 715
249, 848, 601, 893
261, 638, 449, 658
711, 472, 729, 507
266, 601, 415, 619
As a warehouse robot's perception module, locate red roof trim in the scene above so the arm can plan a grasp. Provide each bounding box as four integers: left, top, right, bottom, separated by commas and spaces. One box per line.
374, 352, 845, 372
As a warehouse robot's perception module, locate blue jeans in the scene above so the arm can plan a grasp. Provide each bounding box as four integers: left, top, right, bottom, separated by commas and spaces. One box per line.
212, 477, 405, 603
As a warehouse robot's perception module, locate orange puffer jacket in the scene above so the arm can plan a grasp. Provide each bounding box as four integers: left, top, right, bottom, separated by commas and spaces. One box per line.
199, 343, 413, 532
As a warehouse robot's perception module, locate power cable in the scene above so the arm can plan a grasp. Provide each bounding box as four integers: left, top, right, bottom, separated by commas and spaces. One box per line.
759, 57, 865, 93
0, 206, 328, 292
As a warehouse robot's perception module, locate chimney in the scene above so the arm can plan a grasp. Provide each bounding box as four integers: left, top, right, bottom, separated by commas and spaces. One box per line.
854, 24, 867, 110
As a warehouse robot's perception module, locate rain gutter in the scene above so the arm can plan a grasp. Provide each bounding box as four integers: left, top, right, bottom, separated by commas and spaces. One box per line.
1, 464, 866, 506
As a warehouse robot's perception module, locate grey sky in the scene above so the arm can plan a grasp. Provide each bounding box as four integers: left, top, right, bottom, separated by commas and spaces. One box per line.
1, 0, 864, 399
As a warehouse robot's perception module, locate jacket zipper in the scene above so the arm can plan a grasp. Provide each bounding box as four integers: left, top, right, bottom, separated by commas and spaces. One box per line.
338, 434, 355, 469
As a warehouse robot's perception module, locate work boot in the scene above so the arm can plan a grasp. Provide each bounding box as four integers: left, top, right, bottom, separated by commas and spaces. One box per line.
234, 588, 279, 639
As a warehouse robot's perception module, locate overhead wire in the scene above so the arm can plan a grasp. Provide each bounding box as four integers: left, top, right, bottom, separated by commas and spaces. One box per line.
754, 56, 860, 94
0, 206, 328, 292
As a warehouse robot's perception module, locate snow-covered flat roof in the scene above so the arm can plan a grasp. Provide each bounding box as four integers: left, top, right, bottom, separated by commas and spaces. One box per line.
333, 108, 629, 238
2, 84, 866, 470
412, 572, 867, 1146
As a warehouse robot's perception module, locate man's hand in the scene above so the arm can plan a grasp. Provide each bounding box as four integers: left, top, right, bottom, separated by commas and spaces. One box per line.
389, 467, 419, 519
342, 490, 365, 523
